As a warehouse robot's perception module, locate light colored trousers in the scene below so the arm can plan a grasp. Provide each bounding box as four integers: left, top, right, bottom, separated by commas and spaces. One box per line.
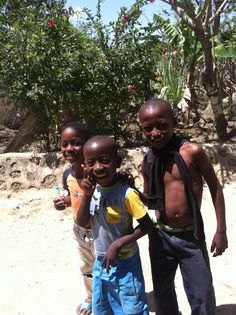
73, 222, 95, 299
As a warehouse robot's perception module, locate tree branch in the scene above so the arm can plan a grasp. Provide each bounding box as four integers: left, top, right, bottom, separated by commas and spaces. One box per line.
161, 0, 196, 30
203, 0, 212, 28
175, 0, 196, 20
195, 0, 211, 20
209, 0, 230, 24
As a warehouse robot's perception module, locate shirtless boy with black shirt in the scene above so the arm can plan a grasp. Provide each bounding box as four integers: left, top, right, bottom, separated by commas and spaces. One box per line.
139, 98, 228, 315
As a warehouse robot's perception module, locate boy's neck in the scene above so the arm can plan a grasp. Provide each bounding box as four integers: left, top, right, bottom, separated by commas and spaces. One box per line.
100, 174, 119, 189
100, 181, 120, 191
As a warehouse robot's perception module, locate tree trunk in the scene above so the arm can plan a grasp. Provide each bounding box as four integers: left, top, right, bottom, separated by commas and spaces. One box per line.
163, 0, 229, 139
201, 73, 228, 139
199, 30, 228, 140
4, 109, 47, 152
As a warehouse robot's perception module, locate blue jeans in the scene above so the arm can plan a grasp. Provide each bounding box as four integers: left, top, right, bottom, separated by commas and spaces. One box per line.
92, 252, 149, 315
149, 228, 216, 315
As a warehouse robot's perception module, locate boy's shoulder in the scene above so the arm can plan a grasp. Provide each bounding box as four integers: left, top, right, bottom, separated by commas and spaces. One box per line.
180, 141, 205, 158
95, 182, 131, 201
62, 165, 72, 178
180, 141, 211, 172
62, 166, 72, 192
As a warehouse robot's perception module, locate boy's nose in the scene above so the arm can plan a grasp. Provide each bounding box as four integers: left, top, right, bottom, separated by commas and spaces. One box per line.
151, 127, 161, 137
66, 143, 74, 150
94, 161, 103, 171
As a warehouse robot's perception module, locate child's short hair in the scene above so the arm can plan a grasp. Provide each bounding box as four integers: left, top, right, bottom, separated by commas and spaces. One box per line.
85, 135, 120, 158
61, 122, 91, 142
139, 98, 177, 126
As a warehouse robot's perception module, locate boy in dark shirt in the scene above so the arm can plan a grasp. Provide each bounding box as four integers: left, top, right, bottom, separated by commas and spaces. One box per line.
139, 98, 228, 315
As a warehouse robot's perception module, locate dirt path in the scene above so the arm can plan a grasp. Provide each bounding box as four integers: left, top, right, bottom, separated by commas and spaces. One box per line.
0, 184, 236, 315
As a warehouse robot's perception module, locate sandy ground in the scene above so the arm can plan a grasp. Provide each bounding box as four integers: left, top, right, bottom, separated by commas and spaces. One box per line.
0, 183, 236, 315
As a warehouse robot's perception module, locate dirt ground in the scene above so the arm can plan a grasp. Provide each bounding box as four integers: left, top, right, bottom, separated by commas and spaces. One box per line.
0, 183, 236, 315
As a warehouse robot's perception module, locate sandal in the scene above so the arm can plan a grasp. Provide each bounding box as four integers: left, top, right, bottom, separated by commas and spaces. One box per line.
76, 300, 92, 315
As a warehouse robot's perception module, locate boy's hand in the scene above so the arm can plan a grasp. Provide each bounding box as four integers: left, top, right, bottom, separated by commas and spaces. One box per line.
53, 196, 66, 210
102, 240, 121, 274
211, 231, 228, 257
81, 164, 96, 197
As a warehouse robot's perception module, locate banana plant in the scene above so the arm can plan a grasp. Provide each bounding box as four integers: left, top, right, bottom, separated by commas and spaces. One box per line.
215, 33, 236, 58
153, 14, 202, 118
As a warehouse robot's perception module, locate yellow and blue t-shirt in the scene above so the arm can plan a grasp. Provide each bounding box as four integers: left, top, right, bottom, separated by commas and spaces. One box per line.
89, 181, 147, 259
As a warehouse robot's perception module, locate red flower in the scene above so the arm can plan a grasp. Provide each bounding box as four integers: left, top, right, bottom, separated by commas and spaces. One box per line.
49, 19, 56, 27
127, 85, 134, 93
123, 14, 128, 23
161, 48, 168, 55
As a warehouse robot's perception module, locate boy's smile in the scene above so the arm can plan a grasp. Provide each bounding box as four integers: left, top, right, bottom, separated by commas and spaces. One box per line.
139, 102, 174, 149
84, 138, 121, 187
61, 128, 84, 165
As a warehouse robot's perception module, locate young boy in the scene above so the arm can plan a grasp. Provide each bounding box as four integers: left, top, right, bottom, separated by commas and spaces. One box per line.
76, 135, 154, 315
53, 122, 95, 315
139, 98, 228, 315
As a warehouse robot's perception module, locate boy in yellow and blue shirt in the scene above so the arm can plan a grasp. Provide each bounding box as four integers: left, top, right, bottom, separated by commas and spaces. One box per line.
76, 135, 154, 315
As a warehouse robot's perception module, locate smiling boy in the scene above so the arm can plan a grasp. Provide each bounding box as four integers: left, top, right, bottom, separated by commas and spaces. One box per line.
139, 98, 228, 315
76, 135, 154, 315
53, 122, 94, 315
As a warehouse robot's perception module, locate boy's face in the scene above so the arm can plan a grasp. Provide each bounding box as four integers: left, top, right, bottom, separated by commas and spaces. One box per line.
139, 104, 174, 149
61, 127, 84, 165
84, 140, 120, 187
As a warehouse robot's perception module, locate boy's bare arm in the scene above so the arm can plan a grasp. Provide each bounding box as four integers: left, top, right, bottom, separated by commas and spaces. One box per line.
102, 213, 154, 273
191, 143, 228, 256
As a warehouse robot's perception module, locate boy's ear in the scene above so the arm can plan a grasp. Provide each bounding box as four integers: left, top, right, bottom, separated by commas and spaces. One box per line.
117, 156, 122, 168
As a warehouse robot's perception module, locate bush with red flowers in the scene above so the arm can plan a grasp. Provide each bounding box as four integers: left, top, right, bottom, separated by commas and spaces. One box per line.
49, 19, 56, 27
127, 85, 134, 92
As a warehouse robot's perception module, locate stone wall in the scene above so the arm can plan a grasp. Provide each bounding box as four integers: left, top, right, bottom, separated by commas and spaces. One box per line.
0, 152, 66, 191
0, 143, 235, 192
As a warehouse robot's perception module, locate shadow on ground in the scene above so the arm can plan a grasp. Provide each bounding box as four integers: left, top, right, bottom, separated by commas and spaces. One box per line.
216, 304, 236, 315
147, 291, 236, 315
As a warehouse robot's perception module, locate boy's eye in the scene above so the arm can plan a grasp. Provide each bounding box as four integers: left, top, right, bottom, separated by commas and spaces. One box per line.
158, 123, 168, 131
61, 139, 82, 147
142, 123, 168, 133
143, 126, 153, 133
61, 141, 67, 148
71, 140, 82, 146
101, 157, 110, 164
86, 160, 94, 167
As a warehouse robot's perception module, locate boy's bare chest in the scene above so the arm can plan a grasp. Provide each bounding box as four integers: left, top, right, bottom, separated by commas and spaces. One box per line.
162, 156, 194, 183
163, 162, 181, 182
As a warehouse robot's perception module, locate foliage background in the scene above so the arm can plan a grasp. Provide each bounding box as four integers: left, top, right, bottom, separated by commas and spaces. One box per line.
0, 0, 235, 151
